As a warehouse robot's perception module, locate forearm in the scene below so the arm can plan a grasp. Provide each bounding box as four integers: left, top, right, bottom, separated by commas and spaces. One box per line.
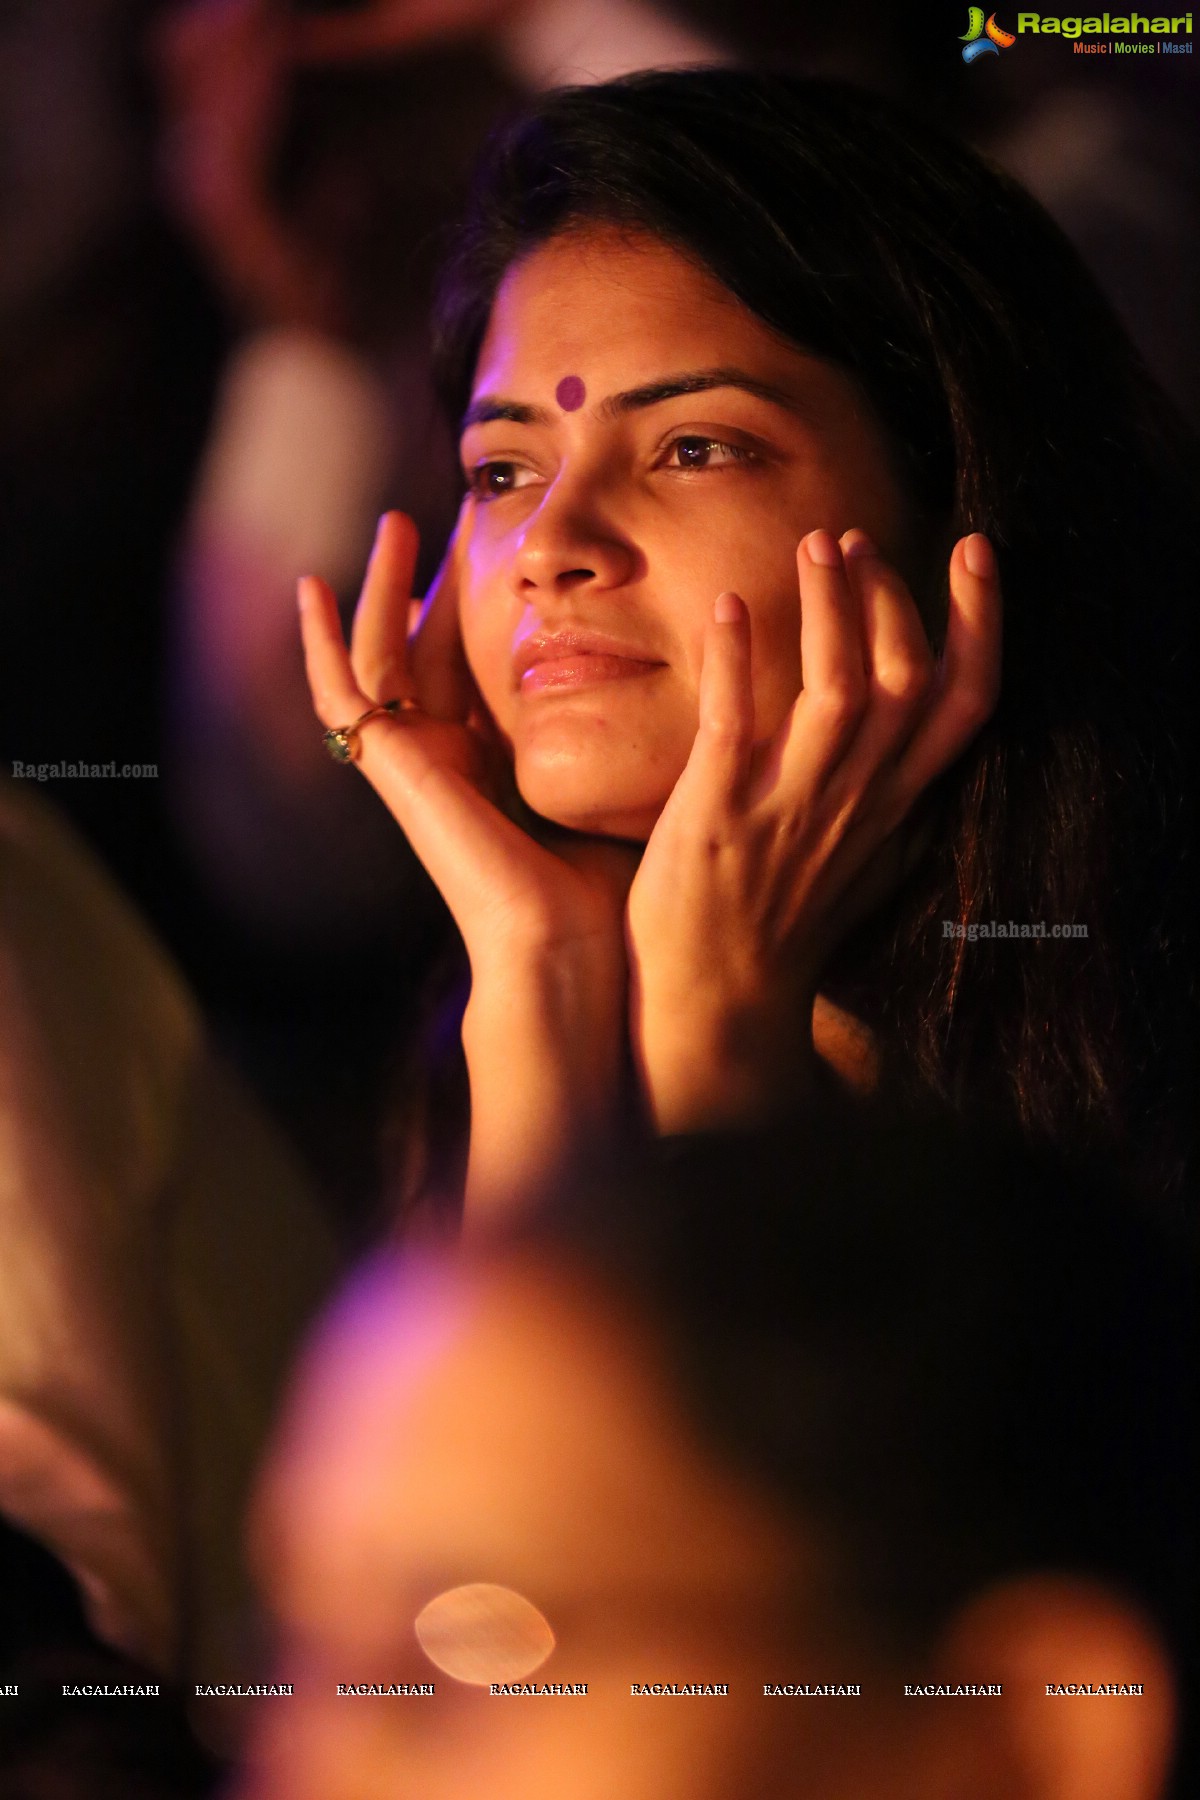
461, 942, 627, 1227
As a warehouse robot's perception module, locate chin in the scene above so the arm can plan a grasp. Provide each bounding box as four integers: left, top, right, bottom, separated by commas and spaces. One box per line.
515, 766, 663, 843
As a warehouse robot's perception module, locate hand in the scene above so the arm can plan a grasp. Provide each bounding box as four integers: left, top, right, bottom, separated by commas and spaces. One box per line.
625, 528, 1002, 1134
299, 510, 631, 1213
300, 509, 630, 969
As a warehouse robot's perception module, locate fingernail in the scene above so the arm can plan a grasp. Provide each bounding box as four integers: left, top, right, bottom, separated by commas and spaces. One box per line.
963, 533, 994, 579
296, 577, 310, 610
841, 529, 878, 560
805, 530, 840, 567
714, 591, 744, 624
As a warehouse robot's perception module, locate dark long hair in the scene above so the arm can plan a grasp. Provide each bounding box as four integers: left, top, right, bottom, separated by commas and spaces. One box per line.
424, 69, 1195, 1210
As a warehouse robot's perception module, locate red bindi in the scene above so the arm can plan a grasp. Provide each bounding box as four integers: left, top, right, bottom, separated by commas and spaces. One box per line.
555, 375, 586, 411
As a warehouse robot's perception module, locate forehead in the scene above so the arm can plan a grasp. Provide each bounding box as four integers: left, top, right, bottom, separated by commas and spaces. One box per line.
473, 227, 787, 395
266, 1255, 801, 1651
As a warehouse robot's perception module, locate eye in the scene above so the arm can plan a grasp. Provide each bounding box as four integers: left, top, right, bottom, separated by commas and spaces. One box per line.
467, 459, 541, 501
661, 436, 756, 472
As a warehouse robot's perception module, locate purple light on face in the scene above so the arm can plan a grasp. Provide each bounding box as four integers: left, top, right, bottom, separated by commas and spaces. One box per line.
555, 375, 586, 412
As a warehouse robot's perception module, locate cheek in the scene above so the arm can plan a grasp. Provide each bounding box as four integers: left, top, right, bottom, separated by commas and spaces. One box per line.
458, 579, 514, 719
663, 499, 803, 681
670, 531, 802, 735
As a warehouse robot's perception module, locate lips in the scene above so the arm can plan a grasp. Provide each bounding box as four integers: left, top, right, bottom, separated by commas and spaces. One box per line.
515, 629, 666, 694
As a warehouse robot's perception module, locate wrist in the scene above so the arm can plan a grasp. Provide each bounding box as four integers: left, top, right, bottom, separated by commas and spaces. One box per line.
460, 942, 628, 1227
466, 920, 626, 1015
463, 940, 625, 1074
632, 979, 818, 1137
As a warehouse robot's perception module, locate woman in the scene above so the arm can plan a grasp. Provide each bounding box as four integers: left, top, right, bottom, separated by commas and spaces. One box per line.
297, 71, 1195, 1220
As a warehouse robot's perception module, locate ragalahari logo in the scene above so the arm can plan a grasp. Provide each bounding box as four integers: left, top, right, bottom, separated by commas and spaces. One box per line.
961, 7, 1017, 57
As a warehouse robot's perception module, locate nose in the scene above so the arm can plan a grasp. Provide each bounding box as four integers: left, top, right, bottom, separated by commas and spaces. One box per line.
508, 475, 640, 598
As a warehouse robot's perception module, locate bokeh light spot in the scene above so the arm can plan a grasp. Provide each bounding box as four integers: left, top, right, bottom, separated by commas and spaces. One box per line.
414, 1583, 555, 1685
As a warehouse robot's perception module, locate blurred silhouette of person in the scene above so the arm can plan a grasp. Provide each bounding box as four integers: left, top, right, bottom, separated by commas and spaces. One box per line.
237, 1104, 1194, 1799
0, 777, 338, 1688
0, 0, 225, 923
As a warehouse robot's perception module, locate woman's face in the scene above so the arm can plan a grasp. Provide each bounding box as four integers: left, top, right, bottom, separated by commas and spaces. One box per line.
456, 226, 914, 839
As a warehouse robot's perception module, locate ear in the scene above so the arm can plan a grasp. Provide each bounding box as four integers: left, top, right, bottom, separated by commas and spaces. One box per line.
931, 1575, 1177, 1800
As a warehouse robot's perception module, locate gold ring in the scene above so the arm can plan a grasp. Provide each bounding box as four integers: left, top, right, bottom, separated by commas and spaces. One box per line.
323, 696, 421, 764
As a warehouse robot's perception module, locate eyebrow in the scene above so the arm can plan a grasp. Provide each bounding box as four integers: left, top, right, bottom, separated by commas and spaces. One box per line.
459, 366, 809, 435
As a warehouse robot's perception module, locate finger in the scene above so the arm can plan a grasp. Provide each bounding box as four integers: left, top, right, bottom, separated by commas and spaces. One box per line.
302, 568, 524, 917
302, 551, 558, 940
298, 575, 370, 728
779, 530, 868, 790
894, 532, 1002, 802
349, 510, 419, 703
839, 529, 934, 770
670, 591, 755, 815
408, 502, 477, 722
